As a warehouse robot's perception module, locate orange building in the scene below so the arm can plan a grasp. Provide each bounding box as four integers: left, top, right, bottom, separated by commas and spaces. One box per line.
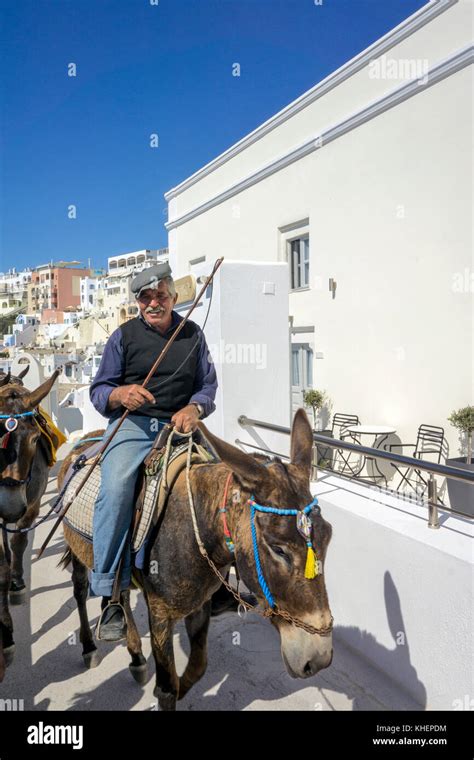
30, 263, 90, 316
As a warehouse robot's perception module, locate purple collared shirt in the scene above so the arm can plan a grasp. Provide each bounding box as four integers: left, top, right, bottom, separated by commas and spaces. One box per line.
90, 312, 217, 419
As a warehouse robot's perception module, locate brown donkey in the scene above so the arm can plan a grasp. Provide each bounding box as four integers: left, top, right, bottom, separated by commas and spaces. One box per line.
0, 370, 61, 681
59, 408, 333, 710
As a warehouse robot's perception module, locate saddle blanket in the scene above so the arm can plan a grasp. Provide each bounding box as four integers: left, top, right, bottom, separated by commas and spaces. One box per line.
62, 439, 214, 555
37, 407, 67, 466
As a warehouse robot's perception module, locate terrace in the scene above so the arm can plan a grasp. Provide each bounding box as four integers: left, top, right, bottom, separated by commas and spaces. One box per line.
235, 415, 473, 710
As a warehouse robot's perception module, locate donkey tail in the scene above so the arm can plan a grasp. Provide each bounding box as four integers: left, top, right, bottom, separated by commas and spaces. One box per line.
58, 547, 73, 570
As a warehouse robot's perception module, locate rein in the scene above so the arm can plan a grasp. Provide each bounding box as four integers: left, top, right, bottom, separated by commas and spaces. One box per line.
0, 409, 68, 535
0, 410, 38, 491
183, 436, 333, 637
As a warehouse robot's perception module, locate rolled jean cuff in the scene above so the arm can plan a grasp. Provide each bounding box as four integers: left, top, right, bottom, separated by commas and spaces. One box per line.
89, 568, 132, 598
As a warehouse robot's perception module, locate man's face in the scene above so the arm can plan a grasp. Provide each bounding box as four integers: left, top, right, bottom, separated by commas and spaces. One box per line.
137, 280, 177, 331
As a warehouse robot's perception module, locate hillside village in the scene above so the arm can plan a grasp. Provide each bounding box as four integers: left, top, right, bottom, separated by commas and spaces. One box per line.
0, 249, 169, 431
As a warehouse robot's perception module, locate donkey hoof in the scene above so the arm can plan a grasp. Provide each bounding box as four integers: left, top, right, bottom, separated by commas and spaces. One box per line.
129, 663, 148, 685
3, 644, 16, 668
83, 649, 101, 669
9, 585, 26, 605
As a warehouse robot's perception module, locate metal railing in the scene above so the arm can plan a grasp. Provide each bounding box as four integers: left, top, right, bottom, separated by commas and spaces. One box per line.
237, 415, 474, 529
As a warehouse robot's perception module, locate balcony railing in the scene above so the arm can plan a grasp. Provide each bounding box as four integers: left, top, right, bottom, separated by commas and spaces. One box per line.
237, 415, 474, 529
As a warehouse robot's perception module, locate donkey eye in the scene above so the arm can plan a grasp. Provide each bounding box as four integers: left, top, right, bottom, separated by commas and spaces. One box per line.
271, 545, 289, 561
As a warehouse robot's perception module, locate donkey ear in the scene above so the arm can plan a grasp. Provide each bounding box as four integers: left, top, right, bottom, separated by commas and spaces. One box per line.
27, 370, 60, 409
197, 421, 269, 490
290, 408, 314, 480
18, 365, 30, 380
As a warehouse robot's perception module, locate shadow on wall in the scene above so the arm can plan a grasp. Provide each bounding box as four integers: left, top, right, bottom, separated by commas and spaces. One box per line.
56, 407, 83, 437
336, 571, 427, 709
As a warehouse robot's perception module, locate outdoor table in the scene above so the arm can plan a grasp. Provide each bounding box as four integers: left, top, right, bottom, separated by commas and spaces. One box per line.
344, 425, 398, 484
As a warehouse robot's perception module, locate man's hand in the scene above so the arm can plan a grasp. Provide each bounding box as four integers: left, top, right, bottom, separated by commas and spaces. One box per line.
171, 404, 200, 433
108, 384, 156, 412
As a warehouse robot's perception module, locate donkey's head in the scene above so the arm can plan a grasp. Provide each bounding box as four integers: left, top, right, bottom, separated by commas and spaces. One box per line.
198, 409, 333, 679
0, 370, 59, 522
0, 366, 30, 388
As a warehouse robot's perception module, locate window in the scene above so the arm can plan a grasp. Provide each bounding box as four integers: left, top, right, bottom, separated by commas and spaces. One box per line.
306, 347, 313, 386
289, 237, 309, 290
291, 347, 300, 386
291, 343, 314, 417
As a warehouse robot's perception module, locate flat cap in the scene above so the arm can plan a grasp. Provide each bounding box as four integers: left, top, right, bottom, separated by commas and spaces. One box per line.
131, 262, 173, 297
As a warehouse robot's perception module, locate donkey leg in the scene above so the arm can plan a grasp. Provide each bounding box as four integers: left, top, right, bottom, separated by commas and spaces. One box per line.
147, 597, 179, 711
0, 549, 14, 680
178, 601, 212, 701
9, 497, 42, 603
71, 554, 101, 669
121, 589, 147, 685
9, 528, 29, 604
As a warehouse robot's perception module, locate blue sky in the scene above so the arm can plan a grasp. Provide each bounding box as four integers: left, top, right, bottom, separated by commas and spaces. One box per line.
0, 0, 426, 272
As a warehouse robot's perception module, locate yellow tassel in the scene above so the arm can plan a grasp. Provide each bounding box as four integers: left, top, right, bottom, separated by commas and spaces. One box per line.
305, 546, 317, 579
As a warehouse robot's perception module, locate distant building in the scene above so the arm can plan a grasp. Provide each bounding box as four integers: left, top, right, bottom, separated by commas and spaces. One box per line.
0, 267, 32, 316
29, 262, 90, 316
80, 277, 101, 313
101, 248, 168, 328
40, 308, 81, 325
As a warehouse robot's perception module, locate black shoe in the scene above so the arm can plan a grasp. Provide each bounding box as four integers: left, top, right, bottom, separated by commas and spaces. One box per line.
101, 595, 111, 611
210, 587, 258, 617
96, 602, 127, 642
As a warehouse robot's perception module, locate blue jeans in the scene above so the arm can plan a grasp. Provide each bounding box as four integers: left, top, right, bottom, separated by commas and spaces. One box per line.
90, 414, 167, 597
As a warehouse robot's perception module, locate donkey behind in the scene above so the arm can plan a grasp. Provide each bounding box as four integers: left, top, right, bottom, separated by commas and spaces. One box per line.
0, 370, 61, 681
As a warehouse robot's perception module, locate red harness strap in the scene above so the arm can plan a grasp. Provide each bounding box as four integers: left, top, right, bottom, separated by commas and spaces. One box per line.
219, 471, 235, 553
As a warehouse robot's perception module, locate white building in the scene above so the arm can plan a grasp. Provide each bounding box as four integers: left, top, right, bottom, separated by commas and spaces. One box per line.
101, 248, 169, 327
80, 277, 101, 313
0, 267, 32, 316
107, 248, 167, 273
164, 0, 473, 463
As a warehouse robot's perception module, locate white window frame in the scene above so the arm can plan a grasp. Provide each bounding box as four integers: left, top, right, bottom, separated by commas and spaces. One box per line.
288, 236, 310, 291
278, 218, 310, 292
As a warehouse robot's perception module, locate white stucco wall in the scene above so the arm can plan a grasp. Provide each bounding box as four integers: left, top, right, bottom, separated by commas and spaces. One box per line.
313, 473, 473, 710
175, 261, 290, 451
165, 0, 473, 475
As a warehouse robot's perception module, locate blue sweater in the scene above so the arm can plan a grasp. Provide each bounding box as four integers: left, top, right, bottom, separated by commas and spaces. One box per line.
89, 312, 218, 419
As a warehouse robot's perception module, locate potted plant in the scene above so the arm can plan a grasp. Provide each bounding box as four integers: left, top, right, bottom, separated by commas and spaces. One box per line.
446, 405, 474, 517
303, 389, 333, 469
303, 389, 326, 430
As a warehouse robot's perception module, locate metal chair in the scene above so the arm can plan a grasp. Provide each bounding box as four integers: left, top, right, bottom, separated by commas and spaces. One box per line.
384, 424, 447, 501
330, 413, 362, 477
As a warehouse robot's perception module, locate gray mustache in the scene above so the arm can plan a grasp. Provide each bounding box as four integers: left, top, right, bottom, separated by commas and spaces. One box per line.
145, 307, 165, 314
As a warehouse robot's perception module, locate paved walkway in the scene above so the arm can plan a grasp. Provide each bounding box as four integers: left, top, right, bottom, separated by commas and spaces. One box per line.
0, 447, 419, 711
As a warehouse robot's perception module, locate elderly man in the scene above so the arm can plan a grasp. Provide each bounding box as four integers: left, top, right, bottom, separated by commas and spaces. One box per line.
89, 262, 218, 639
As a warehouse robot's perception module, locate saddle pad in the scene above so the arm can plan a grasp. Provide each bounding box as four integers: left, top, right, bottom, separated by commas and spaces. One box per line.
63, 442, 212, 554
36, 407, 68, 466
